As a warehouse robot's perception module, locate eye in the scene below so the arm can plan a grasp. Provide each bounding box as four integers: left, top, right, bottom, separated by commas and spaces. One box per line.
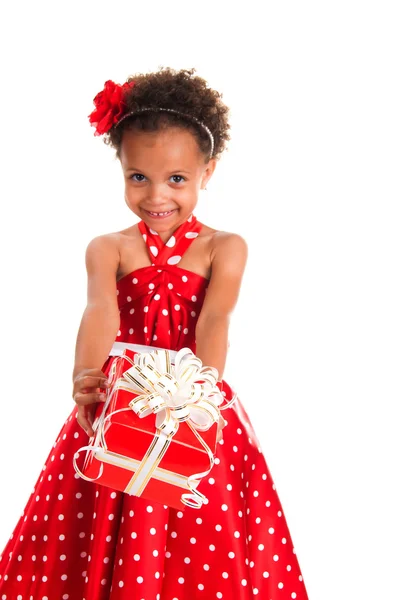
171, 175, 185, 183
130, 173, 146, 182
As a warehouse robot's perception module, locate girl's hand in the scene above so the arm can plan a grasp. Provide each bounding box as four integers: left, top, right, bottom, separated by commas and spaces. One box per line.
72, 368, 110, 437
216, 414, 227, 443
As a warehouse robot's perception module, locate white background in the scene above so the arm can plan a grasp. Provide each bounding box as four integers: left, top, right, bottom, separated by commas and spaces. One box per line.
0, 1, 397, 598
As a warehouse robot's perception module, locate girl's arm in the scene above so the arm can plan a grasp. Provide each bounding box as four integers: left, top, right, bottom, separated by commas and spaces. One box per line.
195, 232, 248, 380
73, 235, 120, 381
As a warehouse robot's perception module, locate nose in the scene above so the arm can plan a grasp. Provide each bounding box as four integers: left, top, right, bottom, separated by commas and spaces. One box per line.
146, 183, 171, 207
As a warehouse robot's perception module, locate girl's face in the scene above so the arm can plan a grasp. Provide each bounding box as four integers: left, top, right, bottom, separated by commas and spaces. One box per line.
119, 126, 216, 237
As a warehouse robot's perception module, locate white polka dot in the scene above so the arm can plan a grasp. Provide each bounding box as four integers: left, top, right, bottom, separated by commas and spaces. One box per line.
234, 531, 240, 538
137, 576, 144, 583
75, 492, 82, 499
150, 246, 158, 256
166, 235, 176, 247
60, 554, 66, 561
106, 535, 112, 542
174, 304, 181, 311
185, 232, 199, 239
268, 527, 274, 534
178, 577, 185, 584
215, 524, 222, 531
222, 572, 229, 579
154, 294, 161, 300
58, 514, 64, 521
167, 255, 182, 265
134, 554, 140, 561
253, 589, 259, 595
77, 512, 84, 519
273, 554, 279, 561
209, 544, 216, 551
191, 311, 196, 317
216, 594, 223, 599
150, 528, 156, 535
253, 490, 259, 497
133, 278, 138, 284
129, 328, 134, 334
292, 593, 297, 598
183, 328, 188, 334
184, 557, 191, 564
203, 564, 210, 571
146, 505, 153, 513
119, 580, 124, 587
282, 537, 287, 544
221, 504, 228, 511
162, 309, 168, 316
228, 551, 235, 558
241, 579, 247, 586
258, 544, 264, 551
191, 295, 197, 302
168, 282, 173, 289
196, 517, 202, 524
263, 571, 270, 578
190, 537, 196, 544
131, 532, 137, 539
198, 584, 204, 590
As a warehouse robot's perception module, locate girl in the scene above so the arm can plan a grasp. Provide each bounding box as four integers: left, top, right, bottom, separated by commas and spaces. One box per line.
0, 67, 309, 599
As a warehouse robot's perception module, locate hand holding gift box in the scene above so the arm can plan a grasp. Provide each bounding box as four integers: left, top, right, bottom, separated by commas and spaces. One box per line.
73, 347, 237, 510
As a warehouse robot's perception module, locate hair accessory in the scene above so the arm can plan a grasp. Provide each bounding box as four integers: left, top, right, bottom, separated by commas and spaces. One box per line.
88, 80, 136, 137
88, 79, 214, 159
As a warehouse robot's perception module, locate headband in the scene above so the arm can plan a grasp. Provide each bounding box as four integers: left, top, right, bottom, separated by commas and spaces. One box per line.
88, 79, 214, 159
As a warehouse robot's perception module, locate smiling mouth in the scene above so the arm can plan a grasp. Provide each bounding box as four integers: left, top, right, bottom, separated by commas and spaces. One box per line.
143, 209, 177, 217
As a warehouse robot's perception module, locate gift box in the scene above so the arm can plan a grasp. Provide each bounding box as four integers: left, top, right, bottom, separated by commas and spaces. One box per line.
73, 347, 228, 510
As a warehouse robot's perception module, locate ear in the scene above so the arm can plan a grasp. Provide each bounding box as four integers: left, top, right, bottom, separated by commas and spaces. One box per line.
201, 158, 217, 189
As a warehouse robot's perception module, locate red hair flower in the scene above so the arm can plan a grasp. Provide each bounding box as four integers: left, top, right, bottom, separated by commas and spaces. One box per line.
88, 79, 135, 136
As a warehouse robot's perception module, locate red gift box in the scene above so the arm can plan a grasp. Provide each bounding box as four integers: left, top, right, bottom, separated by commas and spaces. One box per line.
73, 347, 225, 510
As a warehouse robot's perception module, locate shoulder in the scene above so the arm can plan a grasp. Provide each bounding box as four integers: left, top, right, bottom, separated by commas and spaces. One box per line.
199, 223, 248, 260
85, 233, 120, 274
196, 228, 248, 320
211, 230, 248, 257
209, 229, 249, 277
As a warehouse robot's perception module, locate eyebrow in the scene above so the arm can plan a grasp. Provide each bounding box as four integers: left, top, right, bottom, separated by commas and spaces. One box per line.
125, 167, 191, 174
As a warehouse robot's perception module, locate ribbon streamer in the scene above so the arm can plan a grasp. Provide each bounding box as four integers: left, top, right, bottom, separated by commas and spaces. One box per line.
73, 347, 237, 508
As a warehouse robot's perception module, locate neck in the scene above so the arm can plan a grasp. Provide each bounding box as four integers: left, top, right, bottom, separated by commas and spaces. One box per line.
144, 212, 194, 243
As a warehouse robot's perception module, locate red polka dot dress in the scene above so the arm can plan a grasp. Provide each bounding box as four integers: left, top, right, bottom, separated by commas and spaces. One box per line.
0, 213, 309, 599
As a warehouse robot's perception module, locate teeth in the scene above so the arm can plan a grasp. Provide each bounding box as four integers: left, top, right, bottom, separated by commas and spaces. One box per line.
148, 210, 173, 216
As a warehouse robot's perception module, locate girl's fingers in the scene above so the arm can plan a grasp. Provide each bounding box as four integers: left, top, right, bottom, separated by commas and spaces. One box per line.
76, 375, 110, 389
77, 413, 94, 437
74, 391, 107, 406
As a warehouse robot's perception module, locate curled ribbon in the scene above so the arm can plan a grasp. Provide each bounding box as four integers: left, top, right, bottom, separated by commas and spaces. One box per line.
73, 348, 237, 508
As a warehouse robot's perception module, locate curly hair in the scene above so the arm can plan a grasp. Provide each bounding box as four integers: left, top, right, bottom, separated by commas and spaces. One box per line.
103, 66, 231, 163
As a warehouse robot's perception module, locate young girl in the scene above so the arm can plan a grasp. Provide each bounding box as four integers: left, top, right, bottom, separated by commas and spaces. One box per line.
0, 67, 309, 599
